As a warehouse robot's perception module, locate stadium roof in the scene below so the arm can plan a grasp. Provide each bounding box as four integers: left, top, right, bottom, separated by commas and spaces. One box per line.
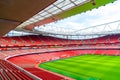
17, 0, 116, 31
17, 0, 90, 30
0, 0, 56, 37
0, 0, 116, 37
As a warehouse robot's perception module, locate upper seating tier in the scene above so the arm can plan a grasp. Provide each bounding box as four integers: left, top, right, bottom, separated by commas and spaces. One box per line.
0, 34, 120, 49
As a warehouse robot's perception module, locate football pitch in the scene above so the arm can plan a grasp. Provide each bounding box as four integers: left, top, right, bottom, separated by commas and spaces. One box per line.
39, 54, 120, 80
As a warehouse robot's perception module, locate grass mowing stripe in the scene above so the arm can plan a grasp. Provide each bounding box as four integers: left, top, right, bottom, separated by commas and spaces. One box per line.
40, 64, 89, 80
41, 63, 90, 77
45, 60, 119, 78
60, 55, 118, 63
55, 59, 120, 68
39, 54, 120, 80
48, 55, 120, 71
41, 60, 107, 79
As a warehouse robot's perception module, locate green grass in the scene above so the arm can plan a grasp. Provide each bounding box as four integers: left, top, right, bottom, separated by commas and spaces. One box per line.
39, 54, 120, 80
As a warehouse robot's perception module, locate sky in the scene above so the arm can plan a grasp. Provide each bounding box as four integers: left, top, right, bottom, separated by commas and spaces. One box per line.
38, 0, 120, 34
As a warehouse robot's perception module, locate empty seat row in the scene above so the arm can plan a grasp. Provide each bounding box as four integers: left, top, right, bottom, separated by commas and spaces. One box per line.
0, 59, 34, 80
0, 34, 120, 48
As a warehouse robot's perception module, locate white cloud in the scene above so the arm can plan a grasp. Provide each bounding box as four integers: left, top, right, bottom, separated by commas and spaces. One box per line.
78, 0, 120, 27
65, 22, 85, 30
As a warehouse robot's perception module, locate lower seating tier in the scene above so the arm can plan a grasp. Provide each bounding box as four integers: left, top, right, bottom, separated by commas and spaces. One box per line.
0, 59, 34, 80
